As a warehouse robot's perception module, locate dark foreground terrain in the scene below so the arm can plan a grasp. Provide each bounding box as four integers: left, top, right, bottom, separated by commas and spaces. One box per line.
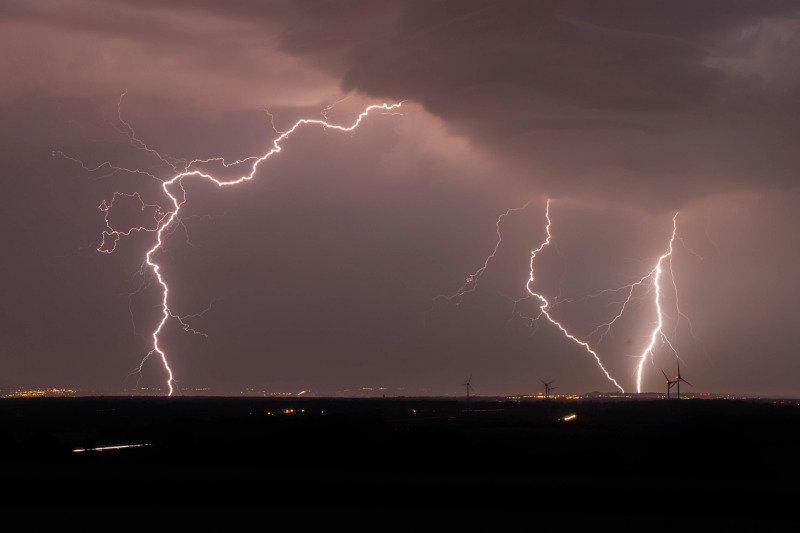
2, 397, 798, 512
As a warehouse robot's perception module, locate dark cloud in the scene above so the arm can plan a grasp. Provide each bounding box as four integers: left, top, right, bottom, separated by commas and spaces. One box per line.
238, 0, 800, 207
0, 0, 338, 109
6, 1, 798, 207
1, 1, 798, 397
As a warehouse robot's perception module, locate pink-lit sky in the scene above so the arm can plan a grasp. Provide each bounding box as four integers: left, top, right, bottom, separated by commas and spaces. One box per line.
2, 1, 798, 396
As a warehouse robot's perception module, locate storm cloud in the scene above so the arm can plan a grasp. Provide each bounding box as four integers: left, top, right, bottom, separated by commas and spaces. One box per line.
1, 1, 798, 396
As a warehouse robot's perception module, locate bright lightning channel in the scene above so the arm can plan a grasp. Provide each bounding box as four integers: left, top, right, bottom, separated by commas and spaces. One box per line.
446, 198, 688, 394
571, 212, 684, 393
521, 200, 626, 393
74, 98, 403, 396
634, 212, 680, 393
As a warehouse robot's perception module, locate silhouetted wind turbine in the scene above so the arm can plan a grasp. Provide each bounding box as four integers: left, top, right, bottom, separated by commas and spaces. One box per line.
674, 362, 692, 400
661, 369, 676, 400
540, 379, 555, 400
463, 376, 474, 407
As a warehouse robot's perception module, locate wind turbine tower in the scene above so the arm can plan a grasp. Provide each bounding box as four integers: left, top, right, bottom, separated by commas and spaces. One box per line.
463, 376, 474, 409
661, 370, 676, 400
674, 362, 692, 400
540, 379, 556, 400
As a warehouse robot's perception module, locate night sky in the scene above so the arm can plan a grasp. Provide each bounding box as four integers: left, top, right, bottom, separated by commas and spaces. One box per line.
2, 1, 798, 396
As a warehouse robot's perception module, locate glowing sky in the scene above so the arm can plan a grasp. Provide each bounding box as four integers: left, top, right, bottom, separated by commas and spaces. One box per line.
2, 1, 798, 396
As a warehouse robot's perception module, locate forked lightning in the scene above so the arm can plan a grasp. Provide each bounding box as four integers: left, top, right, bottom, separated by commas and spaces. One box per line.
66, 97, 402, 395
447, 199, 687, 393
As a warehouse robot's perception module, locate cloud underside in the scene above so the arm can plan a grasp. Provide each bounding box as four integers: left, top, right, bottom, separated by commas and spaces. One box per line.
2, 0, 799, 207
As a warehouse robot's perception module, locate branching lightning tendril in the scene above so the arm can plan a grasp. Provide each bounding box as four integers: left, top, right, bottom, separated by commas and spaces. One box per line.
518, 200, 625, 393
64, 96, 403, 395
633, 213, 680, 393
435, 202, 530, 305
446, 199, 690, 394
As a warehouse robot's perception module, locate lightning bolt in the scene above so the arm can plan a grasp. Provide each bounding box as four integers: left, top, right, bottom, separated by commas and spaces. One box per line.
436, 202, 530, 305
67, 97, 403, 395
519, 200, 626, 393
446, 198, 690, 394
634, 212, 679, 393
570, 212, 686, 393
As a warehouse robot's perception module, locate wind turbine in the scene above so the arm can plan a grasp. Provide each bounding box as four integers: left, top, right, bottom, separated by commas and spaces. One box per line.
540, 379, 556, 400
674, 362, 692, 400
463, 376, 474, 408
661, 370, 676, 400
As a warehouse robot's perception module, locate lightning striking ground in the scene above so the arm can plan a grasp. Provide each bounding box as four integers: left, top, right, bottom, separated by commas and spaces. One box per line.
446, 199, 689, 394
520, 200, 626, 393
633, 213, 680, 393
69, 98, 403, 395
572, 212, 684, 392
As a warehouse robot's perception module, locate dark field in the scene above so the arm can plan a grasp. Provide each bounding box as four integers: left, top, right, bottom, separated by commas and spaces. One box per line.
2, 397, 798, 512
